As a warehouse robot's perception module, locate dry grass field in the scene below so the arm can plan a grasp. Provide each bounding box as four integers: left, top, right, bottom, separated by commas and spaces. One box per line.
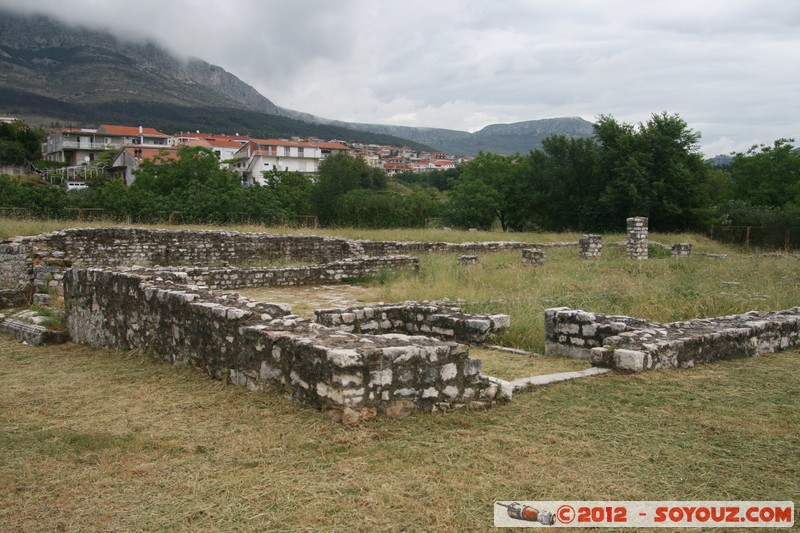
1, 219, 799, 531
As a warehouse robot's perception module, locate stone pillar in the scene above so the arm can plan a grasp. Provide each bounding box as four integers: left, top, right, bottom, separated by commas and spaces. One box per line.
626, 217, 648, 260
458, 255, 479, 266
579, 235, 602, 259
522, 248, 545, 266
671, 243, 692, 257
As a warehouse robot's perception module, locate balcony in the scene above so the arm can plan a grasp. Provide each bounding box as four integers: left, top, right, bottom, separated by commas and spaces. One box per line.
251, 149, 278, 157
57, 141, 111, 151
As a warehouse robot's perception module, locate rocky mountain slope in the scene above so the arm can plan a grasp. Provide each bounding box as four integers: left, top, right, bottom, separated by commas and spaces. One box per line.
0, 10, 281, 113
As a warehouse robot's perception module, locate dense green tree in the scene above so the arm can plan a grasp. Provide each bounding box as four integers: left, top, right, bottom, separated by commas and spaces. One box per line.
0, 173, 67, 213
0, 120, 45, 164
130, 146, 283, 223
394, 167, 460, 191
262, 169, 314, 217
442, 152, 537, 231
444, 177, 500, 230
594, 113, 713, 231
527, 136, 603, 231
311, 153, 386, 225
729, 139, 800, 207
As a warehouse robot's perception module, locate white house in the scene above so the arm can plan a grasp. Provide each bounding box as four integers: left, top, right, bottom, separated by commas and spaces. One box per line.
230, 138, 349, 185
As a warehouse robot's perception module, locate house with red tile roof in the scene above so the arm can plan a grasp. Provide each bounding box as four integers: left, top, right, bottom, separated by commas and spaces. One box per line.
42, 125, 169, 165
111, 146, 179, 186
180, 138, 246, 162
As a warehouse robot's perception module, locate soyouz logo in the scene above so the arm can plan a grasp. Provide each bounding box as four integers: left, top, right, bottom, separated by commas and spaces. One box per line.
494, 501, 795, 528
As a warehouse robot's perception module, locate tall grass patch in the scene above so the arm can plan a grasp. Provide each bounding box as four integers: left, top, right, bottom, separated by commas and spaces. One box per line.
375, 242, 800, 351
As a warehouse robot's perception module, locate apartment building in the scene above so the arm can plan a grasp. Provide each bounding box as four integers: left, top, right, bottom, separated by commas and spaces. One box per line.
42, 125, 169, 165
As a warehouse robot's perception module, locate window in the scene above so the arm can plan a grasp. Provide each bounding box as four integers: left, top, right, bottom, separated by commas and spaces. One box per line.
298, 147, 304, 157
283, 146, 292, 157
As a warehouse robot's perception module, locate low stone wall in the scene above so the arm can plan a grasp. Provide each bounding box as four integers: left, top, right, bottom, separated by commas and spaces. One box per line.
358, 239, 577, 256
13, 227, 358, 268
314, 302, 510, 344
0, 315, 67, 345
546, 306, 800, 371
64, 268, 507, 421
544, 307, 650, 359
149, 256, 418, 290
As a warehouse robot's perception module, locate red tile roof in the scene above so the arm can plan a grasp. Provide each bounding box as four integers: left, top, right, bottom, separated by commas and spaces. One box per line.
98, 125, 168, 137
175, 132, 253, 143
123, 146, 179, 162
311, 141, 349, 150
183, 138, 244, 149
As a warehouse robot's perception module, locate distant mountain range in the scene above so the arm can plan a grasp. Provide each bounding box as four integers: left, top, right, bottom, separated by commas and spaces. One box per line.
0, 9, 595, 155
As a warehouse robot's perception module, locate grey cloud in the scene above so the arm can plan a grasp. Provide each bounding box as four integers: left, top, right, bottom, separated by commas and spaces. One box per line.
0, 0, 798, 155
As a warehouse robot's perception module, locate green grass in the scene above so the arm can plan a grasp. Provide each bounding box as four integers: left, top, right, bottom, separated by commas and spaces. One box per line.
1, 338, 797, 531
472, 348, 591, 380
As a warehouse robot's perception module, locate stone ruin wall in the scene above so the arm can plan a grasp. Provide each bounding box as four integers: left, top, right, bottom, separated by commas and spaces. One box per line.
0, 240, 32, 291
315, 303, 510, 344
0, 227, 578, 295
147, 256, 419, 290
64, 268, 509, 422
545, 306, 800, 371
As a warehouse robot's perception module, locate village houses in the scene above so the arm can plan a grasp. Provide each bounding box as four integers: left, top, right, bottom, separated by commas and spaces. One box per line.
40, 123, 463, 188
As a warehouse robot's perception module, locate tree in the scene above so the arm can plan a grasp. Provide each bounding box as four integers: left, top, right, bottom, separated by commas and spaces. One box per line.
0, 119, 45, 164
311, 152, 386, 225
262, 169, 314, 217
130, 145, 283, 223
444, 177, 500, 230
525, 136, 603, 231
594, 113, 713, 231
729, 139, 800, 207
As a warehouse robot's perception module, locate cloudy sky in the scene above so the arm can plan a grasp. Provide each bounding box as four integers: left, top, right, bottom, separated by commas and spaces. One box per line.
2, 0, 798, 156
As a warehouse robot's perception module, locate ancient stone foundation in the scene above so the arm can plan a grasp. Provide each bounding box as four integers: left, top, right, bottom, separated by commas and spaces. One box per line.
143, 256, 419, 290
458, 255, 479, 266
0, 228, 577, 294
64, 268, 510, 422
626, 217, 649, 259
545, 306, 800, 371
